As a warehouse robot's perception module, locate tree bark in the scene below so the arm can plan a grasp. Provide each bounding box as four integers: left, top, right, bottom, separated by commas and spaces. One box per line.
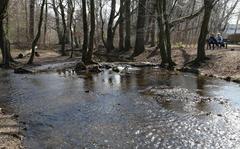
29, 0, 35, 41
118, 0, 124, 50
87, 0, 95, 63
133, 0, 147, 57
28, 0, 46, 64
196, 0, 215, 62
73, 21, 79, 48
43, 0, 48, 47
69, 0, 75, 58
81, 0, 89, 63
163, 0, 175, 66
124, 0, 131, 51
106, 0, 116, 53
156, 0, 167, 65
0, 0, 12, 67
52, 0, 62, 44
59, 0, 67, 56
150, 19, 156, 47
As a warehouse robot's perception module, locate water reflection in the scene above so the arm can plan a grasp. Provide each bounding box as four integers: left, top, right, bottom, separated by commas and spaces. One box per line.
196, 76, 206, 96
0, 67, 240, 148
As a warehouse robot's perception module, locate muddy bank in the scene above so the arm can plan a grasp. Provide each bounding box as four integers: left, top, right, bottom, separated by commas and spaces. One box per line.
134, 46, 240, 83
0, 109, 22, 148
14, 60, 162, 74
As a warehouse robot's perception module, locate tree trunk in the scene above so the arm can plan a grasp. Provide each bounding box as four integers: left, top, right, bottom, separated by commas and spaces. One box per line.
65, 1, 71, 44
29, 0, 35, 41
196, 0, 214, 62
28, 0, 46, 64
124, 0, 131, 51
145, 0, 155, 45
24, 0, 29, 40
150, 19, 156, 47
59, 0, 67, 56
106, 0, 116, 53
0, 0, 11, 67
163, 0, 175, 66
73, 22, 79, 48
87, 0, 95, 63
0, 20, 9, 67
133, 0, 147, 57
43, 0, 48, 47
118, 0, 124, 50
69, 0, 75, 58
82, 0, 89, 63
156, 0, 167, 65
52, 0, 62, 44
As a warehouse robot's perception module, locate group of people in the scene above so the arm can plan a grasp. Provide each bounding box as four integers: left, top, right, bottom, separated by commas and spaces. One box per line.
207, 33, 225, 50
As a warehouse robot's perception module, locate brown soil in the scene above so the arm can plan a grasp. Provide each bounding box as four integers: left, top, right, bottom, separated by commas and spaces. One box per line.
134, 45, 240, 82
2, 45, 240, 80
0, 111, 22, 148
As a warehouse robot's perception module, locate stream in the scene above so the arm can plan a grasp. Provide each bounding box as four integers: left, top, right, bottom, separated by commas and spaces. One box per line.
0, 66, 240, 148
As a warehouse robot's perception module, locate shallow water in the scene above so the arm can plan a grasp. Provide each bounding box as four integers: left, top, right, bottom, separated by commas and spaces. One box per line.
0, 67, 240, 148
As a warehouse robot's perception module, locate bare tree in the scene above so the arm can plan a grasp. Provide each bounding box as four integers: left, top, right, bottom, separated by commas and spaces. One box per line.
28, 0, 46, 64
196, 0, 219, 62
106, 0, 116, 53
0, 0, 11, 67
29, 0, 35, 40
81, 0, 88, 63
124, 0, 131, 51
133, 0, 147, 57
87, 0, 95, 63
52, 0, 63, 44
59, 0, 67, 56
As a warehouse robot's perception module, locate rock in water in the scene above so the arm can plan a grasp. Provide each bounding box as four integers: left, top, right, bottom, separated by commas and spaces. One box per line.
16, 53, 24, 59
87, 65, 102, 73
224, 76, 231, 82
14, 68, 32, 74
75, 62, 87, 72
112, 67, 120, 73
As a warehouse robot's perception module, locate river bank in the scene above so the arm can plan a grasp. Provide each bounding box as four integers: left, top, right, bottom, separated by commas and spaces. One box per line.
0, 108, 22, 148
135, 45, 240, 83
3, 46, 240, 82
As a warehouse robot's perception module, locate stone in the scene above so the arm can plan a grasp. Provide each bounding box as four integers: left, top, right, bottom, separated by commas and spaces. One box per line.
112, 67, 120, 73
74, 62, 87, 72
14, 68, 32, 74
208, 74, 214, 77
16, 53, 24, 59
224, 76, 231, 82
87, 65, 102, 73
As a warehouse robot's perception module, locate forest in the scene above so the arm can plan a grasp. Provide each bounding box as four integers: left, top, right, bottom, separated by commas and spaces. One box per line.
1, 0, 240, 148
0, 0, 238, 67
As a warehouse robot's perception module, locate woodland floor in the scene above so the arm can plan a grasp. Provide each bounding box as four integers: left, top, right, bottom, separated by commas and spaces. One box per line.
135, 44, 240, 82
1, 45, 240, 81
0, 44, 239, 78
